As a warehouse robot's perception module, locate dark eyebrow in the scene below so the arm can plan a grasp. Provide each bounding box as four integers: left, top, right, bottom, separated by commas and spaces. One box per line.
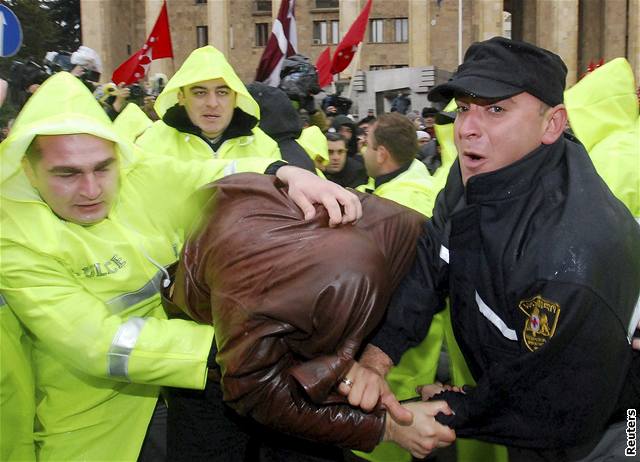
95, 158, 117, 169
48, 157, 116, 175
49, 166, 81, 174
188, 85, 231, 92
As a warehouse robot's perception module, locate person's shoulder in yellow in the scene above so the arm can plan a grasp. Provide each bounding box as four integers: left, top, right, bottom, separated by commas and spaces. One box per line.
297, 125, 328, 176
113, 102, 153, 145
565, 57, 640, 218
136, 45, 279, 162
356, 112, 438, 217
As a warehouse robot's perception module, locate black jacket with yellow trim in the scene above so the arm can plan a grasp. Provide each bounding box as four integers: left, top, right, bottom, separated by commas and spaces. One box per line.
372, 134, 640, 453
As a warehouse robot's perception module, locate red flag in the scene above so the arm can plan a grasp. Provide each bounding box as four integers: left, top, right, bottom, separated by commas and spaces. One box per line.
255, 0, 297, 86
330, 0, 372, 74
316, 47, 333, 87
112, 1, 173, 85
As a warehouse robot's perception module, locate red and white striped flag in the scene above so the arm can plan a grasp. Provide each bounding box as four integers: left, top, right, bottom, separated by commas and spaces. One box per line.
112, 1, 173, 85
255, 0, 297, 86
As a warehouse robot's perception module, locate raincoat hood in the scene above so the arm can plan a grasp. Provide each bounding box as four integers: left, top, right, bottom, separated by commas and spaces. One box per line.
432, 99, 459, 188
564, 58, 639, 217
0, 72, 134, 199
154, 46, 260, 120
565, 58, 639, 152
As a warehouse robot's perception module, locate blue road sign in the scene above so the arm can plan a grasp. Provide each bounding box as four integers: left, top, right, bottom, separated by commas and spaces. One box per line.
0, 4, 23, 57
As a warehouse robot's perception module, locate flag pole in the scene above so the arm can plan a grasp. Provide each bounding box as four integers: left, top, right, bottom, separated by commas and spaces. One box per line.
458, 0, 463, 65
346, 42, 362, 101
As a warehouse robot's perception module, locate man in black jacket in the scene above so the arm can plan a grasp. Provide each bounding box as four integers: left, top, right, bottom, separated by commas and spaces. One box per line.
342, 37, 640, 461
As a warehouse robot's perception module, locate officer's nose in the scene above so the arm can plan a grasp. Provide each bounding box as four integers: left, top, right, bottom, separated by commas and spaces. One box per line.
456, 108, 482, 139
79, 173, 101, 200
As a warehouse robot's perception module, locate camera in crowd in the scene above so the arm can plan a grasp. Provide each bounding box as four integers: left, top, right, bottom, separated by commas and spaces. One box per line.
321, 94, 352, 116
8, 60, 49, 93
277, 54, 322, 115
4, 59, 50, 109
278, 54, 321, 102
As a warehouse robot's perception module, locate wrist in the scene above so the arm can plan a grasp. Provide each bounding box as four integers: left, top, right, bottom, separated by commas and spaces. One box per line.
382, 411, 393, 442
361, 344, 393, 377
264, 160, 289, 177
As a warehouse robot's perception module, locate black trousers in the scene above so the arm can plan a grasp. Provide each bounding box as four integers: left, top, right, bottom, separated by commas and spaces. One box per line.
167, 380, 345, 462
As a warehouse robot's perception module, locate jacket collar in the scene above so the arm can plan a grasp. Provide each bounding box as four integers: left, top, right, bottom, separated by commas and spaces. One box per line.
163, 104, 258, 150
374, 161, 412, 189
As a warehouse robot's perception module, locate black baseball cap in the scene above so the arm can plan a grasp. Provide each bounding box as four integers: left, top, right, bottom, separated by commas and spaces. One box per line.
429, 37, 567, 107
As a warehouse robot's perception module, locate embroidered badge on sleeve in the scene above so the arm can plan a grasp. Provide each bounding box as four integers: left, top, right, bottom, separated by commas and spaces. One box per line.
519, 295, 561, 352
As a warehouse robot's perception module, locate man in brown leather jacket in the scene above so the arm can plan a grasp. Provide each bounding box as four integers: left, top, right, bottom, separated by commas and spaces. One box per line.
164, 172, 455, 461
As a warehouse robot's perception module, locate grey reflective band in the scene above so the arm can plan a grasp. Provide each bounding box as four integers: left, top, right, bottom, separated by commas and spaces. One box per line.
628, 292, 640, 343
439, 245, 450, 264
223, 160, 238, 176
475, 291, 518, 341
108, 317, 146, 379
106, 270, 166, 313
0, 293, 6, 307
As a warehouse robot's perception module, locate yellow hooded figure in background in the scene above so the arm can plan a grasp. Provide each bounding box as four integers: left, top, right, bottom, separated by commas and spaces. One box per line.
136, 45, 280, 162
565, 57, 640, 219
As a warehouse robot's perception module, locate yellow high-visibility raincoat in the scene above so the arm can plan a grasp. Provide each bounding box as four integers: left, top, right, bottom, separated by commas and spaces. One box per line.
565, 57, 640, 219
113, 102, 154, 144
136, 46, 280, 162
0, 72, 271, 461
0, 294, 36, 461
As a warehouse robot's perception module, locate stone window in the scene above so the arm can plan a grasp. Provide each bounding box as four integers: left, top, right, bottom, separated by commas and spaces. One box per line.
255, 23, 269, 47
313, 21, 329, 45
315, 0, 338, 8
331, 20, 339, 44
254, 1, 272, 13
369, 19, 384, 43
393, 18, 408, 42
196, 26, 208, 47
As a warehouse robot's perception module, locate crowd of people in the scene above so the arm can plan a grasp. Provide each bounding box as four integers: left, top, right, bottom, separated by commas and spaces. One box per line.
1, 36, 639, 462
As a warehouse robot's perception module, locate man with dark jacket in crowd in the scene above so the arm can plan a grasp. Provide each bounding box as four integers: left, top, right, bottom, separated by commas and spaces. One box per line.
344, 37, 640, 461
247, 82, 315, 172
323, 132, 368, 189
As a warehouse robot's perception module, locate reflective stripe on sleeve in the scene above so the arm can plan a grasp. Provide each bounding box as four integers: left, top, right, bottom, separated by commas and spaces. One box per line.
628, 291, 640, 343
223, 160, 238, 176
439, 245, 450, 264
0, 293, 6, 307
106, 271, 165, 313
108, 317, 146, 380
475, 291, 518, 341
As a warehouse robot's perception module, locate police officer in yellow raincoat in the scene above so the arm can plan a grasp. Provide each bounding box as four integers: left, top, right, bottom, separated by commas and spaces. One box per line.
0, 71, 359, 461
136, 46, 280, 163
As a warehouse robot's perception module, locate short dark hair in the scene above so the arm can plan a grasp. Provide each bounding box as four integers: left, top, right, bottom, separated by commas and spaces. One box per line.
358, 115, 376, 126
371, 113, 417, 165
326, 131, 346, 144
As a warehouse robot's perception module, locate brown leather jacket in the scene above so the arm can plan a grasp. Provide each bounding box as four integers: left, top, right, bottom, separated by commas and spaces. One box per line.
169, 173, 425, 451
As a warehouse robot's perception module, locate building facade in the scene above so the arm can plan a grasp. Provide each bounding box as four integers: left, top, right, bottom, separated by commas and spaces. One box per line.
82, 0, 640, 93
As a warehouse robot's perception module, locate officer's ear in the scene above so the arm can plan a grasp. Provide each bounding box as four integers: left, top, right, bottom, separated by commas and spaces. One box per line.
376, 144, 390, 165
541, 104, 568, 145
